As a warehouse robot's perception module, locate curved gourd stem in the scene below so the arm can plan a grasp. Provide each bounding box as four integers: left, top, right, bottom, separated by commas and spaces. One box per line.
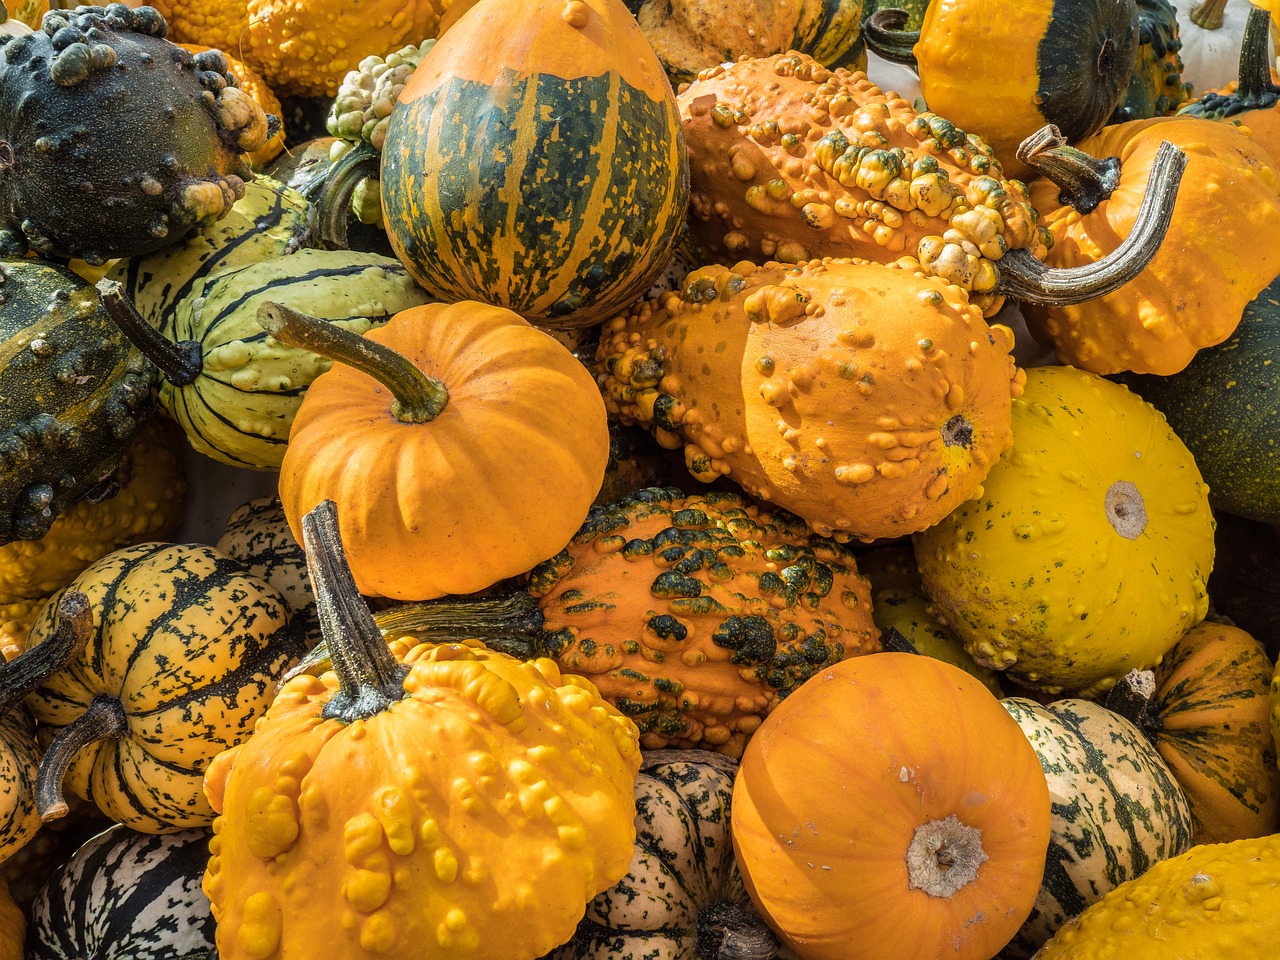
996, 137, 1187, 306
313, 141, 380, 251
37, 694, 129, 822
96, 278, 203, 387
695, 899, 781, 960
257, 301, 449, 423
1190, 0, 1229, 30
1104, 669, 1164, 744
1181, 6, 1278, 117
863, 8, 920, 67
301, 500, 410, 723
0, 591, 92, 715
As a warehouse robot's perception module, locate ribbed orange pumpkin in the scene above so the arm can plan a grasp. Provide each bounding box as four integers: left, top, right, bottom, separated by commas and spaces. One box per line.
731, 652, 1051, 960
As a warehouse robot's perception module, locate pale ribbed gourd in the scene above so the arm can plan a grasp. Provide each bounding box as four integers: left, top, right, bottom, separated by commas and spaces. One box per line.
913, 365, 1215, 696
596, 258, 1025, 542
202, 501, 642, 960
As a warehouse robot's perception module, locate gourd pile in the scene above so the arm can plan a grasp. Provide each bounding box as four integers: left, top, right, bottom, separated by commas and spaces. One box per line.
2, 0, 1280, 957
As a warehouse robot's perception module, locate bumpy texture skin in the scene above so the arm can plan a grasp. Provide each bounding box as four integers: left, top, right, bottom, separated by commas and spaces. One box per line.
0, 258, 153, 545
527, 487, 879, 756
179, 43, 285, 168
732, 654, 1051, 960
163, 0, 246, 54
676, 53, 1047, 316
327, 40, 435, 152
1110, 0, 1192, 122
1025, 117, 1280, 376
914, 366, 1216, 696
596, 258, 1025, 542
0, 4, 270, 264
202, 638, 642, 960
1000, 697, 1193, 958
1031, 834, 1280, 958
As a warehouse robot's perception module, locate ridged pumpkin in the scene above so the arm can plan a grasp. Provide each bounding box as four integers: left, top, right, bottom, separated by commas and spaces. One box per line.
914, 366, 1216, 696
25, 542, 299, 833
216, 496, 316, 643
202, 501, 642, 960
596, 258, 1025, 542
381, 0, 689, 330
266, 299, 609, 601
1022, 116, 1280, 376
732, 652, 1051, 960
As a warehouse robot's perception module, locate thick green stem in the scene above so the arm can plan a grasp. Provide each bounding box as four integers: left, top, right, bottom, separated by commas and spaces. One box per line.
37, 694, 128, 822
1104, 668, 1164, 744
96, 278, 203, 387
1189, 0, 1228, 30
996, 136, 1187, 306
314, 141, 381, 251
1183, 6, 1279, 118
257, 301, 449, 423
0, 591, 91, 715
301, 500, 409, 723
863, 8, 920, 67
1015, 125, 1121, 215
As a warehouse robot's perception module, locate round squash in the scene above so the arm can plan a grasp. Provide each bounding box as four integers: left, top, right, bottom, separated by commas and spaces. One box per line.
913, 365, 1215, 696
1110, 0, 1192, 122
178, 43, 286, 169
381, 0, 689, 330
216, 496, 316, 644
731, 652, 1051, 960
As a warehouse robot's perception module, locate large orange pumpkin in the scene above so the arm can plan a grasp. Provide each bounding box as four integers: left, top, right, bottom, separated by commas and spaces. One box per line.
731, 652, 1051, 960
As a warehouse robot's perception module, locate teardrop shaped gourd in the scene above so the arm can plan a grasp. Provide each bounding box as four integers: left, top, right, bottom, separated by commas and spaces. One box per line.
381, 0, 689, 330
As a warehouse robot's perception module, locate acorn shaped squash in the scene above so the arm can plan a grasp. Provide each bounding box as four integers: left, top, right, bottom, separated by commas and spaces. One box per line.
202, 501, 643, 960
381, 0, 689, 330
0, 4, 272, 263
596, 258, 1025, 542
913, 366, 1215, 696
0, 258, 153, 545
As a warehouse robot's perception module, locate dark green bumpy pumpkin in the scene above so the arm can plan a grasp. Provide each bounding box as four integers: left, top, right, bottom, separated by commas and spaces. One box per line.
1109, 0, 1191, 122
0, 4, 272, 264
0, 259, 152, 544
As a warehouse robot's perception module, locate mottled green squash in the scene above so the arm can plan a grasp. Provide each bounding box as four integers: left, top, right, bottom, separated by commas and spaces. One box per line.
1110, 0, 1192, 121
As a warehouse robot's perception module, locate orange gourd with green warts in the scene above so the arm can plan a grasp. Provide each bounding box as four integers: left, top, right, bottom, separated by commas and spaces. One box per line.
202, 501, 642, 960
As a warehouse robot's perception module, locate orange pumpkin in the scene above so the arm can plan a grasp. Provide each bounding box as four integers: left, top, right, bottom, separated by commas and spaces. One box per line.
731, 652, 1051, 960
263, 300, 609, 601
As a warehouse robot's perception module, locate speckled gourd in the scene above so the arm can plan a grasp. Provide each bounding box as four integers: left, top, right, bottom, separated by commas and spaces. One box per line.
0, 258, 153, 545
202, 500, 643, 960
216, 496, 316, 645
1000, 696, 1193, 958
596, 258, 1025, 542
0, 4, 272, 264
913, 365, 1215, 696
676, 52, 1048, 317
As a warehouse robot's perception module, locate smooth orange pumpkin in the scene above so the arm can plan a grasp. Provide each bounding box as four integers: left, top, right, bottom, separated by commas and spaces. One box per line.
731, 652, 1051, 960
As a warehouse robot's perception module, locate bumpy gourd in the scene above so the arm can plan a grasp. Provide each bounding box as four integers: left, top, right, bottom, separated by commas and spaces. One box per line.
677, 52, 1047, 316
0, 4, 271, 264
202, 501, 642, 960
597, 258, 1025, 542
179, 43, 285, 168
327, 40, 435, 152
1111, 0, 1192, 121
0, 258, 153, 545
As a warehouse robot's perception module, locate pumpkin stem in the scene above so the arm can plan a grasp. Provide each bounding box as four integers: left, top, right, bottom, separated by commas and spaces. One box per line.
0, 591, 91, 715
1104, 668, 1164, 742
313, 141, 381, 251
301, 500, 410, 723
1014, 125, 1122, 215
1181, 6, 1279, 118
995, 135, 1187, 306
905, 814, 988, 898
880, 626, 921, 655
1189, 0, 1229, 30
36, 694, 129, 823
96, 278, 203, 387
695, 899, 782, 960
862, 9, 920, 67
257, 301, 450, 424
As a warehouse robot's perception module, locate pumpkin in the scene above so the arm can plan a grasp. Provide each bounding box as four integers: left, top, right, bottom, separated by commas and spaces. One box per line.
731, 652, 1051, 960
1105, 622, 1280, 844
100, 249, 432, 470
0, 417, 186, 660
1030, 834, 1280, 958
262, 298, 609, 601
202, 499, 642, 960
1022, 116, 1280, 376
358, 486, 880, 756
380, 0, 689, 330
1110, 0, 1193, 121
596, 258, 1026, 542
551, 750, 776, 960
161, 0, 244, 52
0, 258, 153, 545
178, 43, 285, 168
27, 824, 215, 960
1175, 0, 1251, 92
25, 542, 299, 833
0, 7, 269, 264
216, 496, 316, 644
1000, 696, 1193, 957
914, 366, 1216, 697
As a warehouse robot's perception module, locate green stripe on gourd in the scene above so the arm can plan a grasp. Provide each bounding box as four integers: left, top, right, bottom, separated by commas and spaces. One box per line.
100, 250, 431, 471
1000, 696, 1193, 959
104, 177, 311, 332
